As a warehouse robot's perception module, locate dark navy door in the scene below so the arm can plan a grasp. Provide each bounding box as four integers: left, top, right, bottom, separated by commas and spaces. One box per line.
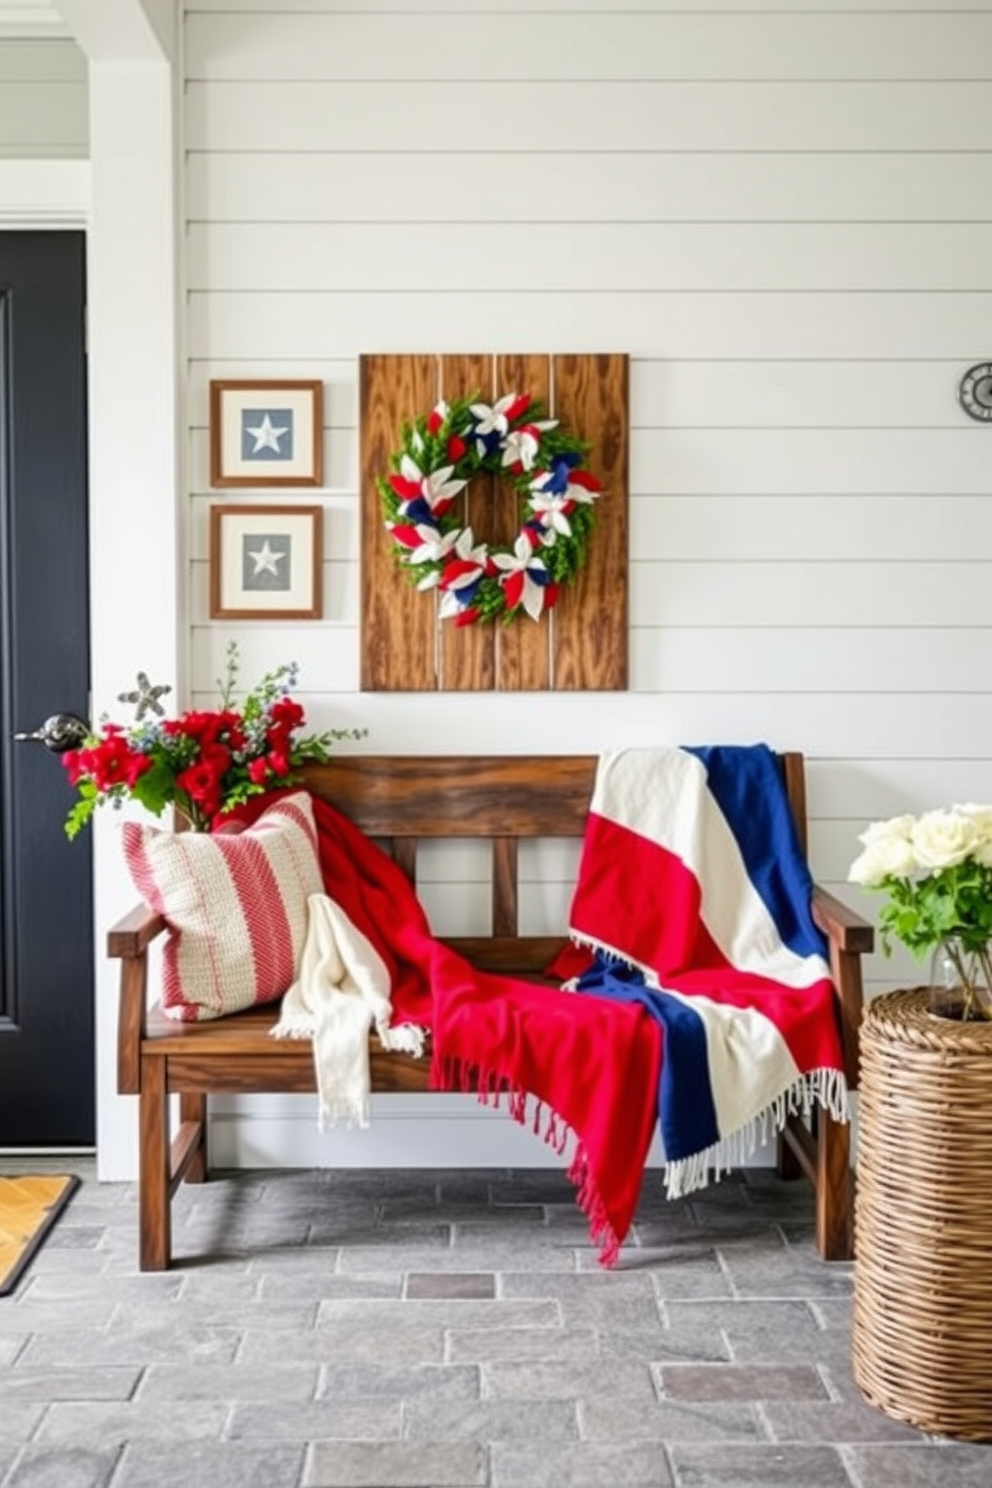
0, 231, 93, 1145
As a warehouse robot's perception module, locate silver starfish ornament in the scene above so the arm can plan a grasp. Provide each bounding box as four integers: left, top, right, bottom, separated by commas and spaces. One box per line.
118, 671, 172, 721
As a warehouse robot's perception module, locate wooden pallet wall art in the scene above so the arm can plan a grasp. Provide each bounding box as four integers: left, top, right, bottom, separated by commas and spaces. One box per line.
360, 353, 629, 693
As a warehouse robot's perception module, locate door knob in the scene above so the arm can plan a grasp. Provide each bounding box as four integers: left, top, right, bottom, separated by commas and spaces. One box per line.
13, 713, 90, 753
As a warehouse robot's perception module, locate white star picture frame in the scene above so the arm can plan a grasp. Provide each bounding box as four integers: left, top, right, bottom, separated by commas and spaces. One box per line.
209, 504, 323, 619
209, 380, 324, 487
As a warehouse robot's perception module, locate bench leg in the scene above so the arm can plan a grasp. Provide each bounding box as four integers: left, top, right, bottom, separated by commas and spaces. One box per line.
815, 1108, 853, 1261
180, 1093, 208, 1183
138, 1056, 171, 1271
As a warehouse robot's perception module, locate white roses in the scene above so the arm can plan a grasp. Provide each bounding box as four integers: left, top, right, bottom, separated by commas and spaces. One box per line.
849, 805, 992, 888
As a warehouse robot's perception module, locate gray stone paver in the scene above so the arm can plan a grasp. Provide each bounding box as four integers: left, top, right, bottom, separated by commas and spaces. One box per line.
719, 1248, 855, 1299
135, 1361, 318, 1401
239, 1321, 446, 1365
669, 1441, 854, 1486
318, 1361, 480, 1403
17, 1323, 241, 1368
1, 1160, 947, 1485
316, 1296, 561, 1329
32, 1400, 230, 1446
598, 1321, 730, 1364
304, 1440, 487, 1486
406, 1271, 495, 1298
0, 1301, 117, 1334
2, 1445, 121, 1488
110, 1298, 319, 1332
0, 1402, 45, 1442
848, 1443, 992, 1487
338, 1242, 575, 1273
491, 1440, 674, 1486
446, 1326, 598, 1365
112, 1441, 305, 1488
227, 1398, 401, 1439
579, 1396, 761, 1443
404, 1397, 579, 1442
482, 1358, 656, 1402
498, 1276, 660, 1331
21, 1273, 182, 1303
665, 1296, 854, 1367
760, 1399, 928, 1443
263, 1271, 404, 1300
646, 1252, 733, 1300
0, 1366, 141, 1402
657, 1363, 830, 1401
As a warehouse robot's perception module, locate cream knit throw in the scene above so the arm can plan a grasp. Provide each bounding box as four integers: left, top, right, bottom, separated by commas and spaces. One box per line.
272, 892, 425, 1127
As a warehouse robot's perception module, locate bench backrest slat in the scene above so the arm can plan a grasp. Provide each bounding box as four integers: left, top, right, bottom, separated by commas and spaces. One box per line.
300, 756, 599, 837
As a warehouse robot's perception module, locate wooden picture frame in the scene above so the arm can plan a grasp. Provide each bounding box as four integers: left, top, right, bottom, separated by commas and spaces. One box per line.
209, 379, 323, 488
209, 504, 323, 620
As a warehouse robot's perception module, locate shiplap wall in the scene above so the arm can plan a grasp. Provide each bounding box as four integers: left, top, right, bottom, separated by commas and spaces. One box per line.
0, 38, 86, 156
183, 1, 992, 1164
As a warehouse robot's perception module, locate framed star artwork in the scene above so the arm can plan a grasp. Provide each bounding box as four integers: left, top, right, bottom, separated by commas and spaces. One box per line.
209, 504, 323, 619
209, 379, 324, 487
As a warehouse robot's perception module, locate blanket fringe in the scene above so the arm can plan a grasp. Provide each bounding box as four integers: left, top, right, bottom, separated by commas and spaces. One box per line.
435, 1054, 620, 1267
663, 1067, 851, 1200
567, 1146, 621, 1269
565, 931, 658, 989
375, 1020, 427, 1058
270, 1018, 317, 1040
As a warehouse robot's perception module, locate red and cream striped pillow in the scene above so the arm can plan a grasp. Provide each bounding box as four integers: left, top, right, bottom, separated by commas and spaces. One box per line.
122, 791, 324, 1022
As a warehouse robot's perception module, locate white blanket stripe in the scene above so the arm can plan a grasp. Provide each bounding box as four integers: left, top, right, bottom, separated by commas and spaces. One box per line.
593, 749, 831, 991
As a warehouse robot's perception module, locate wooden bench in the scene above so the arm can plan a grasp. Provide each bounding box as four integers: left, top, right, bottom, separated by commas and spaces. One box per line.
107, 753, 873, 1272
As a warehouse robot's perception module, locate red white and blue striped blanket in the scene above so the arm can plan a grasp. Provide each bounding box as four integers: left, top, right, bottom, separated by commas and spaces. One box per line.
565, 746, 850, 1197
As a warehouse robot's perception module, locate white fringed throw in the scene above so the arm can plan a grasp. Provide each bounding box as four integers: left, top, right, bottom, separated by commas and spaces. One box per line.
272, 892, 425, 1127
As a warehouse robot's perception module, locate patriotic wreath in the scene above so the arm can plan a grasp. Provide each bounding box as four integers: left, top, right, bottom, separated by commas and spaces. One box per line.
377, 392, 602, 625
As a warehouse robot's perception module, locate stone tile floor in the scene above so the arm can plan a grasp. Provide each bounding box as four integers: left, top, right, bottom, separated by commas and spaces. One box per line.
0, 1156, 988, 1488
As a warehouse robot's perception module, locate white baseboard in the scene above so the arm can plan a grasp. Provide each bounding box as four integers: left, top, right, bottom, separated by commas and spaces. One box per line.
205, 1092, 777, 1172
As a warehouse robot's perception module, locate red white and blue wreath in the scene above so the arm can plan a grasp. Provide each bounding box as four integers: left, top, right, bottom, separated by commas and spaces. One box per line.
377, 392, 603, 625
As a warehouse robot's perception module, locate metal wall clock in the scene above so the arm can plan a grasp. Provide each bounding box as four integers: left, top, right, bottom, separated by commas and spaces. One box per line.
958, 363, 992, 421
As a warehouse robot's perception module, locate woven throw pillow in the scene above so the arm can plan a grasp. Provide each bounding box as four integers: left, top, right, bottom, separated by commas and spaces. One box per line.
122, 791, 324, 1022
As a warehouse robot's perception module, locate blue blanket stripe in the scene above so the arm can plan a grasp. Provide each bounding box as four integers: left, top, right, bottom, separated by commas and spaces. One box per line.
575, 961, 719, 1162
684, 743, 827, 961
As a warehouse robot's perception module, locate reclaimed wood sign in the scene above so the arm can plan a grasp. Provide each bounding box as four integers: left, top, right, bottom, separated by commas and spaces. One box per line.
359, 352, 629, 693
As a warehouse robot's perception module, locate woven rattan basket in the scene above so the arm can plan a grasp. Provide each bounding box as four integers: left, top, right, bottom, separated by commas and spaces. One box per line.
852, 988, 992, 1442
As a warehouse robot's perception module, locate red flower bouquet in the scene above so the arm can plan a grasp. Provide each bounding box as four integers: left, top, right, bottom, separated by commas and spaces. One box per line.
62, 645, 364, 838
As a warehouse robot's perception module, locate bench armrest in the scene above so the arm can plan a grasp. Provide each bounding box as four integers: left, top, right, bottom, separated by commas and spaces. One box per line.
107, 903, 165, 1095
811, 883, 873, 1088
811, 885, 875, 955
107, 903, 166, 959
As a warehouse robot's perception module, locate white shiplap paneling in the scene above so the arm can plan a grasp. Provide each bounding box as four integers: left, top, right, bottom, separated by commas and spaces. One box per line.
183, 2, 992, 1168
184, 10, 992, 82
188, 291, 992, 360
186, 81, 992, 153
186, 152, 992, 228
186, 222, 992, 293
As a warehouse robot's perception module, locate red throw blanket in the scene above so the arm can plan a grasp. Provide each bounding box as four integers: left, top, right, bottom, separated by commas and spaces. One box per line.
307, 796, 662, 1266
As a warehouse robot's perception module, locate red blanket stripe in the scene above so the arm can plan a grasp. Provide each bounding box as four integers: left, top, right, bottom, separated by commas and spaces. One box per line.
303, 795, 662, 1264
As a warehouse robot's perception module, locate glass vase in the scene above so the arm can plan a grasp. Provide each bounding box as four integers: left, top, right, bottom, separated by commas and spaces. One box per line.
928, 938, 992, 1021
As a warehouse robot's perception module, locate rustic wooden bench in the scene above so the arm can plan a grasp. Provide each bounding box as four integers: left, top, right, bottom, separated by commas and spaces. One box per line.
107, 753, 873, 1272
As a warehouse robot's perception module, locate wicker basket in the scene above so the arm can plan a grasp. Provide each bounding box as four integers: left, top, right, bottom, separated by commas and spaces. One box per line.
853, 988, 992, 1442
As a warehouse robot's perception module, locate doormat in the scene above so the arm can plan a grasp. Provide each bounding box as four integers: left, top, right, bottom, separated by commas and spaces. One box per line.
0, 1174, 80, 1296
